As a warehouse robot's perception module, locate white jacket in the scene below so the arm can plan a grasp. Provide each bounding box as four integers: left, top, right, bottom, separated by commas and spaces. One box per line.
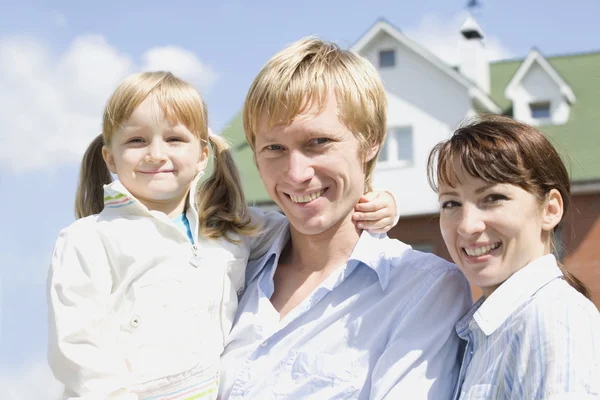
47, 179, 287, 399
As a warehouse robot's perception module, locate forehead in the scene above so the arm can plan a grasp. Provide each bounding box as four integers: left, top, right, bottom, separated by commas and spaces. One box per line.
255, 95, 349, 142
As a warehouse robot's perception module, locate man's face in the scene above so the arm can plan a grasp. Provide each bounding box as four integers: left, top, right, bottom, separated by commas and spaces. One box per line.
254, 95, 378, 237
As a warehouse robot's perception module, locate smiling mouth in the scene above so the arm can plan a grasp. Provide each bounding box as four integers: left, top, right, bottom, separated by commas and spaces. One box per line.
288, 189, 325, 204
463, 242, 502, 257
140, 170, 174, 174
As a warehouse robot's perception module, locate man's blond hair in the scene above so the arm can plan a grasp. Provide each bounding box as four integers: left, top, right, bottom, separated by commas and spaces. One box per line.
243, 36, 387, 192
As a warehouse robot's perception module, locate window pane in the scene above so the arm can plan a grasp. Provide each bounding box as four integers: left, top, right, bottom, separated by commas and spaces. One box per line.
378, 137, 389, 162
379, 50, 395, 67
530, 102, 551, 119
394, 127, 413, 163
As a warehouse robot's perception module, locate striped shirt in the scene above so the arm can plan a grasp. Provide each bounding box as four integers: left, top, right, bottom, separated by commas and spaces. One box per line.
454, 254, 600, 400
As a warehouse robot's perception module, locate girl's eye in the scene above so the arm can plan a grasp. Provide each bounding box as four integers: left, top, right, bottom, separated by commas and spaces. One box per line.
168, 137, 184, 142
127, 138, 144, 144
441, 200, 460, 209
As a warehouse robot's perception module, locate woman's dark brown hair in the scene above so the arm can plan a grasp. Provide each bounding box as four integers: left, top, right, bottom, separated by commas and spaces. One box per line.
427, 114, 589, 298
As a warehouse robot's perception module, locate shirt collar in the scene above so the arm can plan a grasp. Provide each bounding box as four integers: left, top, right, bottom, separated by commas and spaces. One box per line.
473, 254, 563, 336
102, 171, 205, 218
246, 230, 409, 292
245, 223, 291, 287
348, 231, 411, 291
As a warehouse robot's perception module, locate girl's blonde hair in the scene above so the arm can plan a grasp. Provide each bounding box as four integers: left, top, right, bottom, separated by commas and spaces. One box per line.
75, 71, 255, 240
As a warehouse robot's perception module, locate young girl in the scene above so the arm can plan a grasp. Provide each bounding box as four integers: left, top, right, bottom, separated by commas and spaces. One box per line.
47, 71, 398, 399
427, 115, 600, 399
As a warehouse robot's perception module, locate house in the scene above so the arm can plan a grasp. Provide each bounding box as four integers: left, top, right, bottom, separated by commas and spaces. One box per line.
220, 16, 600, 308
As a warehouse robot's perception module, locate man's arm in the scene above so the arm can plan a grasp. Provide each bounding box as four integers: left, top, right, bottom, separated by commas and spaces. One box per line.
370, 264, 472, 400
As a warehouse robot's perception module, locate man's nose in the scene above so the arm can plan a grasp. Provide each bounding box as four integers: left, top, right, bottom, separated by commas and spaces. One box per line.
282, 150, 314, 185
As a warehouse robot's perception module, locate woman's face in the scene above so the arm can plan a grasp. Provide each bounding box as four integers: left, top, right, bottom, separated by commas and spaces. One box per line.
438, 166, 558, 297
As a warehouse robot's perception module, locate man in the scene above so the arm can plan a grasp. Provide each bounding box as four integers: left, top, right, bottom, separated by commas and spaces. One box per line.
219, 37, 472, 399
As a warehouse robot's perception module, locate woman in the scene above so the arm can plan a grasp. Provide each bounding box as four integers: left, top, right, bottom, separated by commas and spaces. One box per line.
427, 115, 600, 399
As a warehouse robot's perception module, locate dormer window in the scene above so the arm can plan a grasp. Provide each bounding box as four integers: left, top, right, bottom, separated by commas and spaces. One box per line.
379, 50, 396, 68
530, 101, 551, 119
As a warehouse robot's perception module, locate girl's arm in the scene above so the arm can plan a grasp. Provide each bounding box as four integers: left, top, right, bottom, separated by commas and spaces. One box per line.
47, 223, 136, 399
353, 190, 399, 233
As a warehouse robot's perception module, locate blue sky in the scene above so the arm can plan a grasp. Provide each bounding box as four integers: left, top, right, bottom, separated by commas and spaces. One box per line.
1, 0, 599, 396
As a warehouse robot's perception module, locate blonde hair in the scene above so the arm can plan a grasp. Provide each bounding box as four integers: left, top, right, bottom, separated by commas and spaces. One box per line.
75, 71, 255, 240
243, 36, 387, 192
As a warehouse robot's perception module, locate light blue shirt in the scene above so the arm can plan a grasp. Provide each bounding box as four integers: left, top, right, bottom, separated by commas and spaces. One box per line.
454, 254, 600, 400
219, 230, 473, 399
172, 213, 193, 243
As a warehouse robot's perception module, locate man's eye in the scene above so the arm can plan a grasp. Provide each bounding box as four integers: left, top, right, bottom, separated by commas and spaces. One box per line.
313, 138, 330, 145
266, 144, 283, 151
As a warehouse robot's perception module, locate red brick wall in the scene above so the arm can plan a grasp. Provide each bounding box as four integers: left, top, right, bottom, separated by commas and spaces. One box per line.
562, 192, 600, 308
388, 192, 600, 309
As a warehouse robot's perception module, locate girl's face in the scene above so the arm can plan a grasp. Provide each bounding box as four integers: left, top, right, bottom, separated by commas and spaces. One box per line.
438, 166, 561, 297
102, 95, 208, 217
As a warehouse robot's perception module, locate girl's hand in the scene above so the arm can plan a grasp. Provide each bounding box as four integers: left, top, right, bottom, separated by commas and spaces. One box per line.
352, 191, 399, 233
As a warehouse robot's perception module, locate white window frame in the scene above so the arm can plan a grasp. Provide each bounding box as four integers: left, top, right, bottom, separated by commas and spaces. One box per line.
378, 126, 413, 168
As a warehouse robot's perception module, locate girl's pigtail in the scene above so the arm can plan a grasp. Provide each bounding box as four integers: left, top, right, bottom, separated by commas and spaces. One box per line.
196, 134, 256, 241
74, 134, 113, 219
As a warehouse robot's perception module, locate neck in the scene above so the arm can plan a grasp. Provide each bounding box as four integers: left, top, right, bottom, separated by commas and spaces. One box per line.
284, 212, 362, 273
138, 192, 189, 219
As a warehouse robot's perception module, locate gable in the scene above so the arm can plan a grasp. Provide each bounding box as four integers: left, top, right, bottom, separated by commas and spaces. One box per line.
353, 19, 500, 114
491, 52, 600, 182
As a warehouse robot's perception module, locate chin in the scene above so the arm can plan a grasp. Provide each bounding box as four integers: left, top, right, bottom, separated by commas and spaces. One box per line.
292, 217, 332, 236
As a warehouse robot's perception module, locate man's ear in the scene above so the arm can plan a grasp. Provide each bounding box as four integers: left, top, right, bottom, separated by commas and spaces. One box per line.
195, 145, 210, 173
541, 189, 564, 232
365, 143, 380, 163
101, 146, 118, 174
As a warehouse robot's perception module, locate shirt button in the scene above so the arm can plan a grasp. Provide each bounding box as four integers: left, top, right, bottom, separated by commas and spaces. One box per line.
237, 288, 243, 296
130, 315, 141, 328
260, 340, 268, 347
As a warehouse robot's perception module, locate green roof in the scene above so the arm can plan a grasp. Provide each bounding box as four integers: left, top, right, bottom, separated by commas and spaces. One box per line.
219, 113, 272, 204
490, 51, 600, 182
223, 51, 600, 204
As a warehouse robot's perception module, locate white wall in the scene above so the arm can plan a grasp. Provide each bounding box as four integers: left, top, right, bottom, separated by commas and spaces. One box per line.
361, 32, 474, 216
511, 62, 570, 125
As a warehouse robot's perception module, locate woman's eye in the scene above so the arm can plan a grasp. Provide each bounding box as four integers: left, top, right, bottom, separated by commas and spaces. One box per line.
486, 193, 508, 203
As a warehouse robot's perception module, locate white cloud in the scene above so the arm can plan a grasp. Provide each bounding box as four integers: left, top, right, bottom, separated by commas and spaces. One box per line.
141, 47, 219, 94
405, 12, 514, 66
0, 35, 219, 172
0, 360, 63, 400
